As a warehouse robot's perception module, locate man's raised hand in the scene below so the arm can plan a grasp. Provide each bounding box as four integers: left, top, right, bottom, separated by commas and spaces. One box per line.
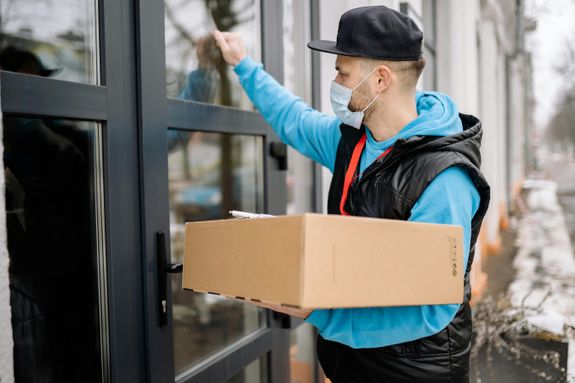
212, 30, 247, 67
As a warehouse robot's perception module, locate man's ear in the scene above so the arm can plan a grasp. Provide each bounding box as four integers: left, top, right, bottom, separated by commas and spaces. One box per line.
376, 64, 392, 92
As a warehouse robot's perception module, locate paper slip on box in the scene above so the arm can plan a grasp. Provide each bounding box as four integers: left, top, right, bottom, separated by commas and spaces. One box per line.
182, 213, 463, 309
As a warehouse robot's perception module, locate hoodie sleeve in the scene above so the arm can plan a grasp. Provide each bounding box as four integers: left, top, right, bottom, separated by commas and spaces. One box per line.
304, 165, 481, 348
233, 56, 341, 172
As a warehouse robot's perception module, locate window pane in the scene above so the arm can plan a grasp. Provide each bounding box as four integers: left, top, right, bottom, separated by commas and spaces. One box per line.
168, 129, 266, 375
0, 0, 99, 84
4, 117, 107, 382
227, 355, 268, 383
164, 0, 260, 110
290, 323, 316, 383
283, 0, 315, 214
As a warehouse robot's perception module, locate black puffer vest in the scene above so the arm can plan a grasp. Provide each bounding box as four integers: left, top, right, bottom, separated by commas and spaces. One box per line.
317, 114, 491, 383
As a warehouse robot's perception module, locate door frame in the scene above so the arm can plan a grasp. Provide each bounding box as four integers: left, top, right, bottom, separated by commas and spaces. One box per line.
135, 0, 291, 382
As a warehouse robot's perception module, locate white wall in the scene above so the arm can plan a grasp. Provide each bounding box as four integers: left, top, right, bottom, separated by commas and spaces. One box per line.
479, 18, 503, 247
478, 0, 516, 249
436, 0, 481, 115
508, 56, 527, 197
436, 0, 520, 253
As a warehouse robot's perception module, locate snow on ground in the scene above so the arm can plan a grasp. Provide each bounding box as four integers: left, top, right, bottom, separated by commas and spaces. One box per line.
508, 179, 575, 380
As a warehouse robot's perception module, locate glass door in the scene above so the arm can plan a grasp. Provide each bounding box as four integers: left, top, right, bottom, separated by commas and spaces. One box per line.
136, 0, 291, 382
1, 0, 146, 381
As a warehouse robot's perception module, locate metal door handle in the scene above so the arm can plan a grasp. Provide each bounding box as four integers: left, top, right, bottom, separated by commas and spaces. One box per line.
269, 142, 288, 170
156, 231, 182, 327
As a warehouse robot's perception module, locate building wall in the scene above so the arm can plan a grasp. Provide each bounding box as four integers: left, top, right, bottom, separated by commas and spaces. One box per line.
509, 59, 526, 196
436, 0, 481, 115
479, 13, 505, 253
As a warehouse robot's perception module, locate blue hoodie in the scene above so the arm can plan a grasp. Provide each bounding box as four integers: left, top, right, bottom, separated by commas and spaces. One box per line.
233, 56, 480, 349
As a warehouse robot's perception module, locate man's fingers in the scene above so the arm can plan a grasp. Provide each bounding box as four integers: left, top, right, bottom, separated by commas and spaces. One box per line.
212, 30, 244, 66
212, 30, 230, 52
218, 31, 237, 39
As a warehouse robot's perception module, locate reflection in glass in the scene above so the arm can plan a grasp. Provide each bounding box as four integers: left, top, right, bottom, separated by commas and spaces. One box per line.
164, 0, 260, 109
168, 129, 265, 375
290, 323, 316, 383
4, 117, 107, 382
227, 356, 268, 383
283, 0, 315, 215
0, 0, 99, 84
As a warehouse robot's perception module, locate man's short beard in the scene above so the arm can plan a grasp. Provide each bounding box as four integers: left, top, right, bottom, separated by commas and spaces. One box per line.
348, 85, 378, 122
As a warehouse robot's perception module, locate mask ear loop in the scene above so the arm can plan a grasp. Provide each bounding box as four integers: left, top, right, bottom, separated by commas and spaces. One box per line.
351, 66, 381, 113
352, 66, 379, 91
360, 90, 381, 113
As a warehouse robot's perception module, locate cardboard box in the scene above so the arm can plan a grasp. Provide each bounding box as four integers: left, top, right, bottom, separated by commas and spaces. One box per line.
182, 213, 463, 309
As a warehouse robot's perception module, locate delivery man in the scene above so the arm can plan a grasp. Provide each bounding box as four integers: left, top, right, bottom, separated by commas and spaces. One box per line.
213, 5, 490, 382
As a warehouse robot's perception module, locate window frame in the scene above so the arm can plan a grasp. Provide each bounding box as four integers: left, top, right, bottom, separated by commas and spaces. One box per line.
134, 0, 291, 382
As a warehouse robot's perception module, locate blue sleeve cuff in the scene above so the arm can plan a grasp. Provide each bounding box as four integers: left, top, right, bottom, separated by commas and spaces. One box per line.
304, 309, 330, 330
233, 56, 260, 77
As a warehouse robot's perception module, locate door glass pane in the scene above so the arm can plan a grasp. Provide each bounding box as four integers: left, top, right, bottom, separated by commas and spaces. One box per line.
290, 323, 315, 383
4, 117, 108, 382
227, 355, 268, 383
283, 0, 315, 215
164, 0, 260, 110
0, 0, 99, 84
168, 129, 266, 375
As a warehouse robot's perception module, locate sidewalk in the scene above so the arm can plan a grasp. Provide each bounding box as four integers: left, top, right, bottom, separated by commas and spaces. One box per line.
471, 178, 575, 382
510, 180, 575, 338
512, 179, 574, 380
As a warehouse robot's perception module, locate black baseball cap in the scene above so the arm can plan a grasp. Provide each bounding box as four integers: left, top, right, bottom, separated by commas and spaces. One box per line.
307, 6, 423, 61
0, 46, 60, 77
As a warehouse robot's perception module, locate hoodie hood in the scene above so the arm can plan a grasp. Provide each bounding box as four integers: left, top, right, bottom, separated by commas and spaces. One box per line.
363, 91, 463, 162
362, 91, 484, 171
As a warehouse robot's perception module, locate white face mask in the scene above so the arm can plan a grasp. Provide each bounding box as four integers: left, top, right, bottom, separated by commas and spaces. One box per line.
330, 66, 381, 129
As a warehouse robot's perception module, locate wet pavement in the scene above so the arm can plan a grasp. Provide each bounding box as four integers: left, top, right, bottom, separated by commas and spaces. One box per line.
508, 177, 575, 332
546, 160, 575, 249
469, 158, 575, 382
543, 158, 575, 382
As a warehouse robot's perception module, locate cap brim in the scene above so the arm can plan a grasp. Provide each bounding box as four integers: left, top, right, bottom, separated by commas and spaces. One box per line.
307, 40, 359, 57
39, 68, 61, 77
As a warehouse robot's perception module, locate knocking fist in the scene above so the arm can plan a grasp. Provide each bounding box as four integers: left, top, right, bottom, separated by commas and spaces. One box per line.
212, 30, 247, 67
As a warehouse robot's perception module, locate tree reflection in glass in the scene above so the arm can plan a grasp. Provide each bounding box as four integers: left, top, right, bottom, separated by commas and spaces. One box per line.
165, 0, 259, 109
